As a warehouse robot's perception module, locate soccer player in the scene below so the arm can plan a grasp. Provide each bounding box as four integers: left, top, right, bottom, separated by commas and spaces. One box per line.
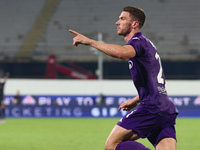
0, 73, 9, 123
69, 6, 178, 150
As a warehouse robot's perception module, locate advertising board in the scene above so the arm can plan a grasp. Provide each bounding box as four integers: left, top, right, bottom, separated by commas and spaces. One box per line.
4, 95, 200, 118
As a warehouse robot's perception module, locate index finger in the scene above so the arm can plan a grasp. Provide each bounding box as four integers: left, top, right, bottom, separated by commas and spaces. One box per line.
118, 103, 124, 111
69, 29, 79, 36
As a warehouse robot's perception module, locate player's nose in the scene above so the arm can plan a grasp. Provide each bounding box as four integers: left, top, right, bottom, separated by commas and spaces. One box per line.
115, 20, 120, 25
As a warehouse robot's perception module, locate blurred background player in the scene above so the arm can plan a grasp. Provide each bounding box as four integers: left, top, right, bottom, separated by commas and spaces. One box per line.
0, 72, 9, 123
70, 6, 178, 150
12, 90, 22, 105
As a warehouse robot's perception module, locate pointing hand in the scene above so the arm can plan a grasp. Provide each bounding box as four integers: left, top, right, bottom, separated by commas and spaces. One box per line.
69, 29, 91, 46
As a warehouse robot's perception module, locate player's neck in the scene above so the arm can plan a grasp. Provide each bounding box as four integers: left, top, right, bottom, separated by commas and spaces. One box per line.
124, 29, 140, 43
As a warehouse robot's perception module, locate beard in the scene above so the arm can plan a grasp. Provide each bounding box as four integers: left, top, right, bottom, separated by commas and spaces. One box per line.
117, 25, 132, 36
117, 29, 130, 37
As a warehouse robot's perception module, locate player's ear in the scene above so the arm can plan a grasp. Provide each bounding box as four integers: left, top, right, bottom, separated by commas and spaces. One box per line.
132, 21, 139, 29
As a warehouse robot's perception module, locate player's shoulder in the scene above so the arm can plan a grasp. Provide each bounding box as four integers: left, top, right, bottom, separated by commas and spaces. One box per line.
127, 36, 143, 47
129, 32, 147, 44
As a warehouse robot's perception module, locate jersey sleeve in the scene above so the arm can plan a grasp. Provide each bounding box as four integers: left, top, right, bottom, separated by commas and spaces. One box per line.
127, 39, 145, 57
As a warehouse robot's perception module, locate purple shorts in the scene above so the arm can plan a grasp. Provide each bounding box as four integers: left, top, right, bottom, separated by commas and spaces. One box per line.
117, 106, 177, 147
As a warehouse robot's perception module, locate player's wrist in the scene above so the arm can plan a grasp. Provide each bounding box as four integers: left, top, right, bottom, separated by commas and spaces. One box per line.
132, 97, 139, 102
88, 39, 95, 46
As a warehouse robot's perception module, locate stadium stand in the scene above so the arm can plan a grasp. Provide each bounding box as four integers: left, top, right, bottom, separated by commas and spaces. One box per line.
0, 0, 200, 62
16, 0, 60, 58
0, 0, 46, 59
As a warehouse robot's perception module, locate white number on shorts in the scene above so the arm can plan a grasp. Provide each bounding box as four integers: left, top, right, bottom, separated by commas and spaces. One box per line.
126, 110, 135, 118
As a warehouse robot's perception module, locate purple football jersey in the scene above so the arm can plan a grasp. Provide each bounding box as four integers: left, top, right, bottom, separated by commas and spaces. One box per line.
127, 32, 177, 114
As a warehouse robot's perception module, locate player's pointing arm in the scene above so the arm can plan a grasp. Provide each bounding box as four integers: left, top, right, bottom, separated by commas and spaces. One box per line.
69, 29, 136, 59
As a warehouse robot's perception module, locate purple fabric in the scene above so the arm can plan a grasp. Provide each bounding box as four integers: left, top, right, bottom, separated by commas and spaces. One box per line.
116, 141, 150, 150
127, 32, 177, 115
117, 107, 177, 147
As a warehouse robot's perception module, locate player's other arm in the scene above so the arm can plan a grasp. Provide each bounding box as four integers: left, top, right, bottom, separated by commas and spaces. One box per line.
69, 29, 136, 59
118, 95, 139, 111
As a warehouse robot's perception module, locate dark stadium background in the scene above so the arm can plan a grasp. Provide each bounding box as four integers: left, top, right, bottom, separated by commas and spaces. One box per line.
0, 61, 200, 79
0, 0, 199, 79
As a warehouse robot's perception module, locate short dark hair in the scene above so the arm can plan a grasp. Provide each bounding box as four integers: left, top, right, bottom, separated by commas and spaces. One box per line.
123, 6, 146, 29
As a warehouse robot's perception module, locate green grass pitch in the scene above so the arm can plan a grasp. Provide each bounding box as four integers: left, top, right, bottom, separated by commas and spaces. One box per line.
0, 118, 199, 150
